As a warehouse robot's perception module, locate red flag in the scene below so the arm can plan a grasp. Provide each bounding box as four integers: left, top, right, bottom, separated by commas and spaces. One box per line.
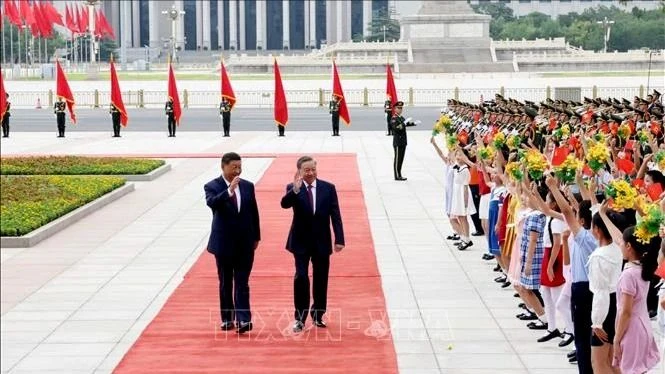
167, 61, 182, 125
331, 61, 350, 125
647, 183, 664, 202
110, 58, 128, 127
220, 60, 236, 109
94, 9, 102, 37
79, 5, 89, 32
65, 4, 75, 33
386, 64, 398, 114
551, 146, 570, 166
615, 158, 634, 175
4, 0, 22, 27
31, 2, 52, 37
73, 4, 81, 33
99, 9, 115, 39
0, 69, 7, 122
55, 60, 76, 124
43, 1, 63, 26
548, 116, 558, 130
273, 59, 288, 126
19, 0, 35, 26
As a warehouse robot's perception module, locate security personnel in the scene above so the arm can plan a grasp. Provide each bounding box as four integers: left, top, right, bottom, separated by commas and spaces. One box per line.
277, 123, 285, 137
165, 98, 176, 137
219, 97, 231, 137
329, 96, 340, 136
54, 97, 66, 137
384, 98, 393, 136
2, 93, 10, 138
390, 101, 415, 181
109, 103, 121, 137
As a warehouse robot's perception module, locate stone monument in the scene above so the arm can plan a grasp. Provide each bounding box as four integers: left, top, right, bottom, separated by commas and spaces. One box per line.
399, 1, 513, 73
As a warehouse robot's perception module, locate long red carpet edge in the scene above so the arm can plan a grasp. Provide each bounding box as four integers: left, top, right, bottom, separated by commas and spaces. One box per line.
113, 154, 398, 374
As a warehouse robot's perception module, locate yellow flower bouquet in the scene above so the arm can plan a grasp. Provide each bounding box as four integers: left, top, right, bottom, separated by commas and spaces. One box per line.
478, 147, 495, 161
493, 132, 506, 149
432, 115, 452, 136
506, 134, 522, 150
554, 124, 571, 140
634, 203, 665, 244
617, 123, 631, 139
445, 133, 458, 150
505, 161, 523, 182
525, 150, 549, 180
637, 129, 650, 145
554, 154, 583, 184
604, 179, 638, 211
654, 150, 665, 170
586, 141, 610, 173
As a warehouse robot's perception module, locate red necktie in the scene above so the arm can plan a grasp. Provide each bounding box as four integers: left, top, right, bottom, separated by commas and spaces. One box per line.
307, 184, 314, 214
230, 190, 238, 212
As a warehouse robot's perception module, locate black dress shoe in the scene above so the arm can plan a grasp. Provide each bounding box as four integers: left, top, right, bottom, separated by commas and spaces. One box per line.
537, 329, 562, 343
458, 241, 473, 250
472, 231, 484, 236
492, 264, 501, 272
568, 356, 578, 364
447, 234, 460, 240
236, 321, 253, 334
527, 321, 548, 330
293, 320, 304, 333
313, 320, 327, 328
396, 177, 407, 181
518, 303, 527, 309
220, 321, 235, 331
559, 333, 574, 347
482, 253, 494, 260
519, 313, 538, 321
513, 293, 520, 297
501, 281, 511, 288
494, 275, 506, 282
567, 350, 577, 359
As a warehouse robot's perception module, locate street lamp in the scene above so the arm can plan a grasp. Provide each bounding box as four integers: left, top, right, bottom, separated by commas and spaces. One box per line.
382, 25, 386, 42
596, 17, 614, 53
162, 4, 186, 62
85, 0, 100, 64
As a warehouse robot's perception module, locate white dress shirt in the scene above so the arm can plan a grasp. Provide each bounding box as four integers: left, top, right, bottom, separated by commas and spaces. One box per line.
223, 176, 241, 212
588, 242, 622, 328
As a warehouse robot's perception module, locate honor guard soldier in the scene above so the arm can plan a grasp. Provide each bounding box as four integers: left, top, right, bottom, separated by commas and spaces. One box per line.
390, 101, 416, 181
2, 93, 10, 138
165, 98, 176, 137
109, 103, 121, 137
329, 96, 341, 136
54, 97, 67, 137
277, 123, 286, 137
219, 97, 231, 137
384, 97, 393, 136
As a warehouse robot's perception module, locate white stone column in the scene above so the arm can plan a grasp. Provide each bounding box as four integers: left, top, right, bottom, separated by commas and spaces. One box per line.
218, 0, 225, 49
336, 0, 343, 43
362, 0, 371, 39
174, 0, 185, 51
309, 0, 317, 47
202, 0, 211, 49
195, 0, 203, 49
149, 1, 159, 48
132, 0, 140, 47
282, 0, 289, 49
255, 0, 263, 49
239, 0, 245, 50
229, 0, 237, 49
304, 0, 310, 48
326, 0, 334, 44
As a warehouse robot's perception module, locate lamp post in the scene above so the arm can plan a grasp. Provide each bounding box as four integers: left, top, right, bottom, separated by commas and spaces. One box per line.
85, 0, 100, 64
162, 4, 186, 62
382, 25, 386, 42
596, 17, 614, 53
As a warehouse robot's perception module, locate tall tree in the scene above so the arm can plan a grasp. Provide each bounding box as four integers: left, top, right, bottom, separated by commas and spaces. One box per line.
365, 8, 400, 42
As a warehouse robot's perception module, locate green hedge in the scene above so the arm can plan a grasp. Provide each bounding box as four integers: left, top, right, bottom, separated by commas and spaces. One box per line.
0, 156, 165, 175
1, 175, 126, 236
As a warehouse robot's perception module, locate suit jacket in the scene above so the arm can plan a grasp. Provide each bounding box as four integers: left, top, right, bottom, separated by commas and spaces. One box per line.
280, 179, 344, 255
204, 177, 261, 257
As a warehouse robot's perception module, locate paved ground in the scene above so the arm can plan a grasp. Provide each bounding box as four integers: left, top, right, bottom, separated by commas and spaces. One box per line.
8, 107, 439, 132
1, 131, 663, 374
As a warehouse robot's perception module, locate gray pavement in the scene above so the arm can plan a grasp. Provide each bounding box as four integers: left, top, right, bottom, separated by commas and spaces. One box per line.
1, 131, 662, 374
8, 107, 441, 132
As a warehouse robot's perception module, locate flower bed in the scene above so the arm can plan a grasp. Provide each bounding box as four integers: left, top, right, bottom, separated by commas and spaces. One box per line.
0, 156, 164, 175
1, 175, 126, 236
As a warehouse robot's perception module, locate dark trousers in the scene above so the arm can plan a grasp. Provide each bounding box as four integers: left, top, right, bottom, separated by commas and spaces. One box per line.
393, 144, 406, 179
277, 124, 285, 136
222, 113, 231, 136
294, 250, 330, 323
386, 113, 392, 135
112, 117, 121, 137
571, 282, 594, 374
2, 117, 9, 137
215, 250, 254, 324
469, 184, 483, 234
331, 114, 340, 135
167, 115, 176, 136
647, 276, 661, 314
56, 114, 66, 137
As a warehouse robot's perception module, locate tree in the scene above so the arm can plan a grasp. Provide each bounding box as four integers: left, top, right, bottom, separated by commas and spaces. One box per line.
365, 8, 400, 42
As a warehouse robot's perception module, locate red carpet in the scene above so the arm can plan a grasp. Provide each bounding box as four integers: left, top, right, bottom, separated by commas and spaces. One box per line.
113, 154, 398, 374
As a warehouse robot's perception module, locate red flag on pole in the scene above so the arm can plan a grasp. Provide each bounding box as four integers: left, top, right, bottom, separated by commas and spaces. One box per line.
110, 57, 128, 127
167, 60, 182, 125
273, 59, 288, 126
386, 63, 398, 115
99, 10, 115, 39
19, 0, 35, 26
44, 1, 64, 26
331, 60, 350, 125
79, 5, 89, 33
55, 60, 76, 124
0, 69, 7, 122
220, 60, 236, 109
4, 0, 23, 27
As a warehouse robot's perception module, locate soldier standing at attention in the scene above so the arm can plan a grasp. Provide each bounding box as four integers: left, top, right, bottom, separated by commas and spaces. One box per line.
384, 97, 393, 136
329, 96, 341, 136
165, 97, 176, 137
391, 101, 416, 181
110, 103, 121, 137
219, 97, 231, 137
54, 97, 67, 138
2, 93, 10, 138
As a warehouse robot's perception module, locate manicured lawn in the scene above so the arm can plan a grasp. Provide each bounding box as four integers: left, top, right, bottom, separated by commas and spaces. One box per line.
0, 156, 164, 175
0, 175, 126, 236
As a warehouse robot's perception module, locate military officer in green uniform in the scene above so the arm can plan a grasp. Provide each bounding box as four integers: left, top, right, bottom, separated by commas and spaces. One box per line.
384, 98, 393, 136
110, 103, 121, 137
329, 96, 341, 136
2, 93, 10, 138
219, 97, 231, 137
390, 101, 416, 181
54, 97, 67, 137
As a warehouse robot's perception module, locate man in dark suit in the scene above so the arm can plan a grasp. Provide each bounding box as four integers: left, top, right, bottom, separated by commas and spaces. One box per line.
391, 101, 416, 181
280, 156, 345, 332
204, 152, 261, 334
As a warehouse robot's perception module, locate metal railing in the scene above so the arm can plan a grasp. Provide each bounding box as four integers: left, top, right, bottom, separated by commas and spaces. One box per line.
9, 85, 663, 109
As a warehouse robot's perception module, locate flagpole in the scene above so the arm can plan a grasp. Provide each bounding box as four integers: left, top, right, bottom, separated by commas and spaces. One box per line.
2, 20, 5, 65
10, 24, 14, 66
